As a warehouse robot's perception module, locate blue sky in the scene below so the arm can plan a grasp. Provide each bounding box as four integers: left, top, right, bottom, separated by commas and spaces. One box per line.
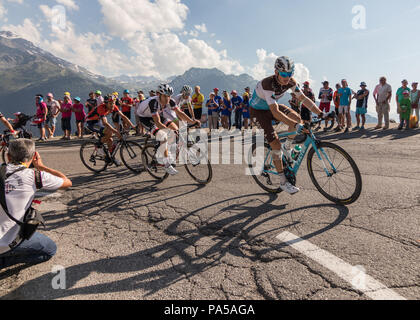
1, 0, 418, 118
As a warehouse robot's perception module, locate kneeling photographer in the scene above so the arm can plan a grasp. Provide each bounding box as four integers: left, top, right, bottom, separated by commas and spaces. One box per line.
0, 139, 72, 269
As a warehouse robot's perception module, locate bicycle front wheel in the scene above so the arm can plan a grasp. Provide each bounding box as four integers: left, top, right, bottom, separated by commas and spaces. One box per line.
184, 142, 212, 185
80, 142, 109, 173
307, 142, 362, 205
120, 141, 144, 173
141, 144, 169, 181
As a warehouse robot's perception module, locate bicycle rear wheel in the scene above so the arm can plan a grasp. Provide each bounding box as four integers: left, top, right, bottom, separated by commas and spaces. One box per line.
120, 141, 144, 173
141, 144, 169, 181
80, 141, 109, 173
307, 142, 362, 205
248, 142, 284, 193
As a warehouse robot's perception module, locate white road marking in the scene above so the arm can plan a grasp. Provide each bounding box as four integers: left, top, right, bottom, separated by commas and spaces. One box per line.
276, 231, 407, 300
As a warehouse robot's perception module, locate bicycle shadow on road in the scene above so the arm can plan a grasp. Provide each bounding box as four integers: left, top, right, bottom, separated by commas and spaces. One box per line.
40, 169, 207, 232
1, 193, 348, 300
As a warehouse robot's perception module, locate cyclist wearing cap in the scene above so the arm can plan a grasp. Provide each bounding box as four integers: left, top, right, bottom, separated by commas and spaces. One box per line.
250, 56, 324, 195
35, 95, 48, 142
121, 90, 134, 128
86, 95, 135, 153
136, 84, 201, 175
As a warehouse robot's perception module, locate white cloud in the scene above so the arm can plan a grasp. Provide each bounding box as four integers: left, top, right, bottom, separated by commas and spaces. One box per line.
216, 40, 221, 45
2, 18, 41, 44
2, 0, 248, 79
194, 23, 207, 33
98, 0, 189, 38
55, 0, 79, 11
0, 1, 6, 19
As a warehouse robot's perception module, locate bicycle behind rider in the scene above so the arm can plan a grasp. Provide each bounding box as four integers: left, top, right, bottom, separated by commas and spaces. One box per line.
250, 56, 327, 195
136, 84, 201, 175
86, 95, 135, 155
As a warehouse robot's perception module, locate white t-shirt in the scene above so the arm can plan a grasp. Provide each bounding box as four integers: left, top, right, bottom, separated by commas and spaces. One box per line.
46, 99, 60, 117
0, 165, 64, 254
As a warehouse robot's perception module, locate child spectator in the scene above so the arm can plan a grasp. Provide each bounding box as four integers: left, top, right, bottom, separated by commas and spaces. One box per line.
398, 90, 411, 130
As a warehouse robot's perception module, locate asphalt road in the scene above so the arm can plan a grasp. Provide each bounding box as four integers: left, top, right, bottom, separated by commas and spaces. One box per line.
0, 124, 419, 300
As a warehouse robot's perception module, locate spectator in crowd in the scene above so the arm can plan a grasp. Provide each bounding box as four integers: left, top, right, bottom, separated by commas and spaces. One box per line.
354, 82, 370, 130
373, 77, 392, 130
231, 90, 243, 130
148, 90, 156, 98
242, 88, 251, 130
410, 82, 419, 128
72, 97, 86, 139
301, 81, 315, 125
58, 95, 73, 140
85, 92, 98, 138
0, 139, 72, 269
289, 92, 301, 114
206, 92, 219, 133
333, 83, 342, 131
398, 90, 411, 130
338, 79, 353, 133
192, 86, 205, 122
35, 95, 48, 142
95, 90, 104, 106
121, 90, 134, 131
45, 93, 60, 139
134, 91, 145, 136
316, 81, 333, 131
220, 91, 232, 130
396, 79, 410, 125
111, 92, 121, 130
0, 113, 16, 134
213, 88, 222, 129
86, 92, 97, 114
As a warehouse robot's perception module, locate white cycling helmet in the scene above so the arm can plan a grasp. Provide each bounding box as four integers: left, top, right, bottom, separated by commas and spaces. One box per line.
181, 85, 193, 96
157, 83, 174, 96
275, 56, 295, 74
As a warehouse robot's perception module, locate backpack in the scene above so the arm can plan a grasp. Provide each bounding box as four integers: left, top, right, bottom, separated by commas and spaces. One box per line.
0, 165, 45, 249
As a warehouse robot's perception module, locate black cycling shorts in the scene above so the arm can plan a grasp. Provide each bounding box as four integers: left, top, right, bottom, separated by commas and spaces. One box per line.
139, 116, 172, 135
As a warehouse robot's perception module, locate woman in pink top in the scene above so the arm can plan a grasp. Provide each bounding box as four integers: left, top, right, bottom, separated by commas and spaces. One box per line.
58, 95, 73, 140
72, 97, 86, 138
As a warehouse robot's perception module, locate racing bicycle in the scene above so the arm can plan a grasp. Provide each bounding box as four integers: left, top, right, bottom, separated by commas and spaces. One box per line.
80, 128, 144, 174
248, 115, 362, 205
141, 124, 212, 184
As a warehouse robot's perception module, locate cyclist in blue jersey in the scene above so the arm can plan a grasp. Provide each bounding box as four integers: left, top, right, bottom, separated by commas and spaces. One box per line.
250, 56, 325, 194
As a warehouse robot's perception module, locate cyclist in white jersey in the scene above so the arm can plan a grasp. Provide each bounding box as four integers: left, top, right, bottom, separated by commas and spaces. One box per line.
137, 84, 200, 175
163, 85, 195, 122
250, 56, 326, 195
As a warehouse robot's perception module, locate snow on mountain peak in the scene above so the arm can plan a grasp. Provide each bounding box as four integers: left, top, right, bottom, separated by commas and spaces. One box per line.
0, 31, 20, 39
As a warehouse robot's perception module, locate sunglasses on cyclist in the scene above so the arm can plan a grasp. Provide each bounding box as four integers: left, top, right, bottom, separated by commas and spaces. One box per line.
278, 71, 293, 78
